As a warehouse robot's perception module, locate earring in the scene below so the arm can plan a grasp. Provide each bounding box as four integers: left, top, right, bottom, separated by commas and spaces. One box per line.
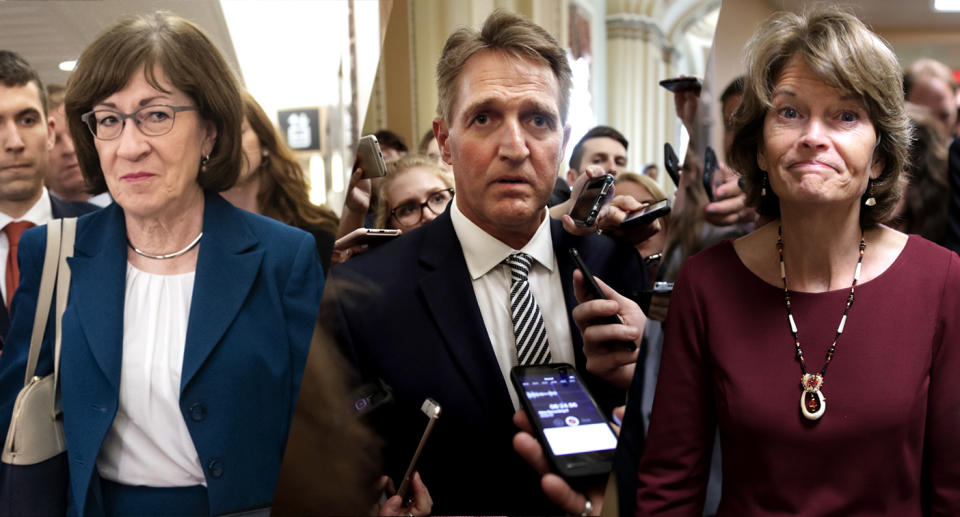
864, 180, 876, 207
200, 154, 210, 173
761, 173, 768, 197
261, 149, 269, 158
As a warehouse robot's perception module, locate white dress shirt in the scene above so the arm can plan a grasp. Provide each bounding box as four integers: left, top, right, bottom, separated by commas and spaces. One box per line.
0, 188, 54, 304
450, 202, 574, 409
96, 263, 206, 487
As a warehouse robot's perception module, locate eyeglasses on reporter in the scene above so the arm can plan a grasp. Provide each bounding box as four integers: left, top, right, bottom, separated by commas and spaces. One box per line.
80, 104, 197, 140
391, 188, 455, 226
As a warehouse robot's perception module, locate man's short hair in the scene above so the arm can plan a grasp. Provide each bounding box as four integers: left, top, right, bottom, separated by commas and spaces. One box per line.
568, 125, 628, 171
720, 75, 745, 105
0, 50, 47, 115
374, 129, 408, 153
435, 9, 572, 123
904, 58, 957, 97
47, 84, 66, 111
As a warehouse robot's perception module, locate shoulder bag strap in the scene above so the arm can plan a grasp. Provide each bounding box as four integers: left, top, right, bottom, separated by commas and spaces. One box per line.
53, 217, 76, 395
22, 220, 62, 387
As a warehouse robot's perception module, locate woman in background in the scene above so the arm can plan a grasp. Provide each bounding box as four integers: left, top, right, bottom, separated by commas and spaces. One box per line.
222, 91, 338, 272
374, 154, 454, 231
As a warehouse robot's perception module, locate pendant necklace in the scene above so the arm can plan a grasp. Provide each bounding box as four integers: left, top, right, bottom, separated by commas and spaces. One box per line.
777, 226, 865, 421
128, 232, 203, 260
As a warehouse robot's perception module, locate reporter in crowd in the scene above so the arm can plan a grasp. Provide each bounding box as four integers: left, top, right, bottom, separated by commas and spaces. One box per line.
0, 12, 322, 515
373, 154, 454, 231
222, 91, 338, 272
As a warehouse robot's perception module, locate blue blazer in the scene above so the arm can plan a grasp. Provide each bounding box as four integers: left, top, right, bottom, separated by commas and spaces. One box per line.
0, 193, 323, 516
323, 210, 646, 514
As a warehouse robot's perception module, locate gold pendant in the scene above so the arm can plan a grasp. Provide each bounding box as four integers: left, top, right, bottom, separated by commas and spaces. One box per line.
800, 373, 826, 420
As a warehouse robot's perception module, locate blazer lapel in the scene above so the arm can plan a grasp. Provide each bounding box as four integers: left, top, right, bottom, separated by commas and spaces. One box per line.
180, 194, 263, 391
417, 213, 514, 417
67, 204, 127, 390
552, 220, 587, 369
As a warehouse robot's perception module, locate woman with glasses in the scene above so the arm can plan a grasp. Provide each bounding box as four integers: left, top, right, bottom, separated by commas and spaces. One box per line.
0, 12, 323, 516
222, 91, 339, 273
374, 154, 455, 231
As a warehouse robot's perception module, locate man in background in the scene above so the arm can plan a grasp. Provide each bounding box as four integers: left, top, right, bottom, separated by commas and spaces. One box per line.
0, 51, 97, 338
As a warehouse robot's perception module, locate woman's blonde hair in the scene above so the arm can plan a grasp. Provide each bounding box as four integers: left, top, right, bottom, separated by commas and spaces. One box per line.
375, 154, 454, 229
728, 5, 910, 228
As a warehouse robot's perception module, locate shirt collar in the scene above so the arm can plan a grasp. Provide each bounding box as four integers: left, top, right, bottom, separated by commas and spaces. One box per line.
0, 187, 52, 230
450, 200, 555, 280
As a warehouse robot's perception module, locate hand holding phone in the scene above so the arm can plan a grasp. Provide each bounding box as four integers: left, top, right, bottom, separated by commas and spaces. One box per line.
568, 248, 636, 352
620, 199, 670, 231
511, 364, 618, 479
357, 134, 388, 179
568, 174, 615, 227
334, 228, 401, 250
396, 398, 441, 501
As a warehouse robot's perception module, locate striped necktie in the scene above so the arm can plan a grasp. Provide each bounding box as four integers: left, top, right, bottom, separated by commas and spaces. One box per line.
504, 253, 552, 365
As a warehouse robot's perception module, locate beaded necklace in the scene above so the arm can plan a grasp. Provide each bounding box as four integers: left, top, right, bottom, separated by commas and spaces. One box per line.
776, 226, 865, 421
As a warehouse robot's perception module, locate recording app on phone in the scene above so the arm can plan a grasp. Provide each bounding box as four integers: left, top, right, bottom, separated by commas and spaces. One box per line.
516, 370, 617, 457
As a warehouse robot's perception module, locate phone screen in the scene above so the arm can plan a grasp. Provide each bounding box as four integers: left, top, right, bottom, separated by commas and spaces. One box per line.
515, 369, 617, 457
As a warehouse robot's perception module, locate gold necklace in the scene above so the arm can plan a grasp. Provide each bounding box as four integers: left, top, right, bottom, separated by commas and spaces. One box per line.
776, 226, 865, 421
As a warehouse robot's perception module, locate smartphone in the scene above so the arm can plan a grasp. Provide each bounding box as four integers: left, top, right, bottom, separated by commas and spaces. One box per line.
620, 199, 670, 231
569, 174, 615, 227
652, 281, 674, 293
703, 146, 718, 202
334, 228, 401, 250
568, 248, 636, 351
351, 378, 394, 419
664, 143, 680, 187
395, 398, 441, 501
511, 364, 618, 479
658, 76, 702, 93
357, 134, 388, 179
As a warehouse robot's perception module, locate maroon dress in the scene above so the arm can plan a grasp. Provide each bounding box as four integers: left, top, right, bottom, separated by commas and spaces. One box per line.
636, 236, 960, 516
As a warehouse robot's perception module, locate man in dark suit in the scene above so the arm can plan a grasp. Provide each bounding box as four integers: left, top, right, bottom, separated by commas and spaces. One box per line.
323, 11, 646, 514
0, 50, 97, 339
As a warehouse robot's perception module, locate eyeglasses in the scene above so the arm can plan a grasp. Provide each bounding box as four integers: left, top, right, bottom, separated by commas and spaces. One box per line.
80, 104, 197, 140
391, 188, 454, 227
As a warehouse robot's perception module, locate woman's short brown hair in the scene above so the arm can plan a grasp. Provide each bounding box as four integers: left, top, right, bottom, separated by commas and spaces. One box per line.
375, 154, 454, 229
65, 11, 243, 194
728, 5, 910, 228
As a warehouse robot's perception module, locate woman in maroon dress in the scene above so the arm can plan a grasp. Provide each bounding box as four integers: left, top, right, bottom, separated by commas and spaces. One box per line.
624, 6, 960, 515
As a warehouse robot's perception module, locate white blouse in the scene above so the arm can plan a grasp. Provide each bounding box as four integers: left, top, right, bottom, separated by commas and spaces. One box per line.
96, 263, 206, 487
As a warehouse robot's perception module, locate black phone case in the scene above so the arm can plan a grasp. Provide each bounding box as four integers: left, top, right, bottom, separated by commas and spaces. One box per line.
510, 364, 616, 479
703, 146, 718, 202
664, 143, 680, 187
620, 202, 670, 231
570, 174, 614, 227
567, 249, 636, 351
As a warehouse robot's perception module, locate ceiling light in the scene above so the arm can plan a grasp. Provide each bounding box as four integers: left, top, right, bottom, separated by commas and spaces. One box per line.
934, 0, 960, 11
58, 60, 76, 72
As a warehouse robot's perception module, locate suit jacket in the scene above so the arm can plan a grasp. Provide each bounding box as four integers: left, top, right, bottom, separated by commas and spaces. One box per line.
323, 210, 646, 514
0, 195, 99, 337
946, 137, 960, 254
0, 193, 323, 516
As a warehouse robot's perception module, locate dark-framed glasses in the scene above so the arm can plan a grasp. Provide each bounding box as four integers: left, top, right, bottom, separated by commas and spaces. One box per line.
80, 104, 197, 140
391, 188, 455, 227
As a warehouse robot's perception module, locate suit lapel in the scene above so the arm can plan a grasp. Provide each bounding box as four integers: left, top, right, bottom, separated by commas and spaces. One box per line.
552, 220, 587, 370
67, 204, 127, 390
417, 213, 514, 416
181, 193, 262, 391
